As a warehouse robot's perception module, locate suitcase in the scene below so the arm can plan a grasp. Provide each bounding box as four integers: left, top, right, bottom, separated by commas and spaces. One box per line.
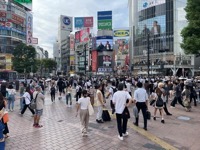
102, 110, 111, 121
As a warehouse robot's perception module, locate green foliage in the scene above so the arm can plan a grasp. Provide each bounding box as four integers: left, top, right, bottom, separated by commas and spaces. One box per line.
38, 58, 57, 71
13, 43, 37, 73
181, 0, 200, 55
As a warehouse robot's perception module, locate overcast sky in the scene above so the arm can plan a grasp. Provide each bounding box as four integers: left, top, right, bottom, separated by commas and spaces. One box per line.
32, 0, 129, 57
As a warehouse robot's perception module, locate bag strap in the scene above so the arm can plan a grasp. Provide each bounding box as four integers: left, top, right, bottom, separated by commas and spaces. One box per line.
33, 93, 39, 102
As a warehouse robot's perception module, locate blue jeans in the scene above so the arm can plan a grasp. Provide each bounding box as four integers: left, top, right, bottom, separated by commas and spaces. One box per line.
8, 95, 15, 110
66, 93, 72, 105
20, 94, 24, 110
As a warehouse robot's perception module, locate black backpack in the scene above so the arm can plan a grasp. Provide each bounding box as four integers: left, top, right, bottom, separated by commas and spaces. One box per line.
51, 87, 56, 93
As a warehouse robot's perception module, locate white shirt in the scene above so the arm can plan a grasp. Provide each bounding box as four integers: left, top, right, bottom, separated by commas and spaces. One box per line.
108, 86, 116, 100
154, 26, 158, 35
134, 88, 148, 102
78, 97, 90, 110
22, 92, 31, 105
112, 91, 132, 114
125, 83, 131, 92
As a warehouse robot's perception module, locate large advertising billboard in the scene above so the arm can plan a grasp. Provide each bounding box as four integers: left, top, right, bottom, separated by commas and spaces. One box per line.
60, 15, 73, 31
74, 17, 93, 28
14, 0, 32, 10
97, 11, 112, 30
96, 36, 113, 51
70, 34, 74, 51
79, 28, 90, 43
138, 0, 165, 11
26, 12, 33, 44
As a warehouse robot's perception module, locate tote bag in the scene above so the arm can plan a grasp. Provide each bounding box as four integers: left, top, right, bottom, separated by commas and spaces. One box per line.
88, 101, 94, 116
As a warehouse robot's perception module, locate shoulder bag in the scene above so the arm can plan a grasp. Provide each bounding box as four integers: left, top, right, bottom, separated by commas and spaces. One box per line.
30, 93, 39, 110
88, 99, 94, 116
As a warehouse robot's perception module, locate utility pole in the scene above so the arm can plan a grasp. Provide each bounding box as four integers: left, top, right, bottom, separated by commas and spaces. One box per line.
147, 33, 150, 82
84, 43, 87, 76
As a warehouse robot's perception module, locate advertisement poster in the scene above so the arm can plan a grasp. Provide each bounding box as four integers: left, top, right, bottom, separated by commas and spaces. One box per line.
74, 17, 93, 28
26, 12, 32, 44
80, 28, 90, 43
70, 34, 74, 51
96, 36, 113, 51
138, 0, 166, 11
114, 30, 129, 37
91, 50, 97, 72
75, 31, 80, 43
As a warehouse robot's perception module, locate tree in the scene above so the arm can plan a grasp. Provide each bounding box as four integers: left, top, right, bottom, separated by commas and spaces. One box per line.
181, 0, 200, 55
13, 43, 37, 73
37, 58, 57, 76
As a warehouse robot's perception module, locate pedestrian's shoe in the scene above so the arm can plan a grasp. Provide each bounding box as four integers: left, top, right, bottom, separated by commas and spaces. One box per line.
161, 119, 165, 124
153, 117, 156, 120
112, 109, 115, 114
118, 135, 123, 141
96, 119, 103, 123
170, 106, 175, 108
166, 113, 172, 116
123, 132, 129, 137
134, 122, 138, 126
143, 127, 147, 131
35, 125, 43, 128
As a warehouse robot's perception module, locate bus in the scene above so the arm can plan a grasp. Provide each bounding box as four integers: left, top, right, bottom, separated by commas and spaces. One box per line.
0, 70, 18, 83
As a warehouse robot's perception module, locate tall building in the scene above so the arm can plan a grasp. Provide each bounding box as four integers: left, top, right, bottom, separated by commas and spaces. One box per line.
129, 0, 198, 77
0, 0, 32, 70
57, 15, 72, 74
53, 40, 60, 71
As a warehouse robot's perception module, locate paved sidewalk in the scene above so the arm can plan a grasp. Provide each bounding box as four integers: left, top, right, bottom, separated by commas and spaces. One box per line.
4, 92, 200, 150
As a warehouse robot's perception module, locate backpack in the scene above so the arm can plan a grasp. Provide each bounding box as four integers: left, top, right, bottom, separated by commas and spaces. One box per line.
111, 87, 117, 95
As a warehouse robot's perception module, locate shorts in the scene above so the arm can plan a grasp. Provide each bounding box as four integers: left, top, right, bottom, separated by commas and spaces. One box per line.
35, 109, 43, 116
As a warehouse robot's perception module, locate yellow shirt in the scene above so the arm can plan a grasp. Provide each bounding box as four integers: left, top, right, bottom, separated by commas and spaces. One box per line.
95, 89, 104, 106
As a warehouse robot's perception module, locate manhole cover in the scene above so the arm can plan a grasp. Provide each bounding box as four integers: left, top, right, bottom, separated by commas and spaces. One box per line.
177, 116, 190, 121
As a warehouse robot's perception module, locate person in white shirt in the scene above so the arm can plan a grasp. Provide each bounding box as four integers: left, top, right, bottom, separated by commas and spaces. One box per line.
76, 90, 91, 137
106, 81, 117, 114
125, 80, 132, 96
112, 83, 133, 141
20, 87, 35, 116
133, 82, 149, 130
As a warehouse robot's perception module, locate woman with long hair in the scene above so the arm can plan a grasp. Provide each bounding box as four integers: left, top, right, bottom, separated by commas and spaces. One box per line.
154, 82, 165, 124
6, 84, 16, 112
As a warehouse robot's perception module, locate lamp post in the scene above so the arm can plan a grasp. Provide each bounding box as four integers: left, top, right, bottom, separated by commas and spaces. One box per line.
147, 33, 150, 81
84, 43, 87, 76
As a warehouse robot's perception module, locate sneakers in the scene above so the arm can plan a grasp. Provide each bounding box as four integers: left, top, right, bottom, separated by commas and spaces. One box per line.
118, 135, 123, 141
170, 106, 175, 108
35, 125, 43, 128
161, 119, 165, 124
82, 132, 88, 137
153, 117, 156, 120
96, 119, 104, 123
123, 132, 128, 137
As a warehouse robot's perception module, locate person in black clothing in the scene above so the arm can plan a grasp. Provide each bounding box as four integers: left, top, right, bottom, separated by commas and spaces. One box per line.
0, 93, 9, 139
50, 83, 56, 102
57, 78, 64, 100
170, 81, 185, 108
190, 86, 197, 106
0, 83, 7, 98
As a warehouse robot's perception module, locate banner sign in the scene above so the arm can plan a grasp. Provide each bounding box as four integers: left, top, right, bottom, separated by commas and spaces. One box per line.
60, 15, 73, 31
14, 0, 32, 10
114, 30, 130, 37
97, 11, 112, 30
31, 37, 38, 44
91, 50, 97, 72
74, 17, 93, 28
26, 12, 33, 44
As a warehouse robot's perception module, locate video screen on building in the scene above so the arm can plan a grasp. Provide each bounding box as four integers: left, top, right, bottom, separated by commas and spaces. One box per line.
96, 36, 113, 51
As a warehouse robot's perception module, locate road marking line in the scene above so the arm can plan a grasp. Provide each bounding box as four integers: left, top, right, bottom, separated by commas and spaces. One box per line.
109, 112, 178, 150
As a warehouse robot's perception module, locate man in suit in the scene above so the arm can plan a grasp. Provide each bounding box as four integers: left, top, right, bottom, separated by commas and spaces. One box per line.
151, 21, 161, 36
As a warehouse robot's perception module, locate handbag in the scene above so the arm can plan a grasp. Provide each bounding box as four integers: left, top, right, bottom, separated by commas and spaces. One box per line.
146, 111, 151, 120
122, 107, 130, 119
102, 109, 111, 121
133, 106, 138, 118
30, 93, 39, 110
88, 101, 94, 116
2, 111, 9, 123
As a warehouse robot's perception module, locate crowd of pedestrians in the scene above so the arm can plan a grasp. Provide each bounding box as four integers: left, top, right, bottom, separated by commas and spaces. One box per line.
0, 75, 199, 143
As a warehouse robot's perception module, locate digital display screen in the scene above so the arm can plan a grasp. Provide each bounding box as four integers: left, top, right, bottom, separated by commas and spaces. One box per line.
96, 36, 113, 51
